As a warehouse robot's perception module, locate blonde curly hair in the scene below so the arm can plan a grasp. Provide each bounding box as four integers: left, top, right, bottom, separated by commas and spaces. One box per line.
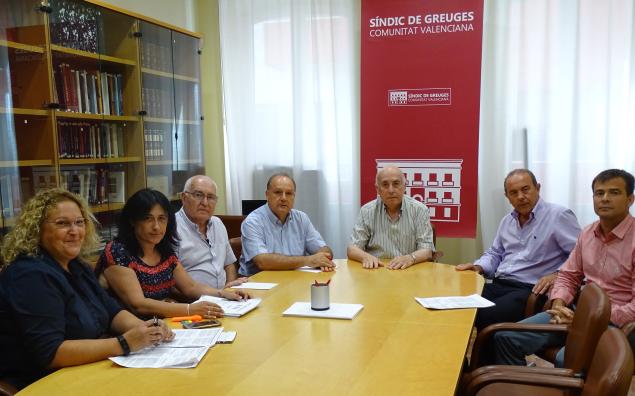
1, 188, 100, 267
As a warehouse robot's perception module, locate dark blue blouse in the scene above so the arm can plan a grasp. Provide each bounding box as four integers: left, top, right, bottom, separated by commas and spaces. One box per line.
0, 251, 122, 389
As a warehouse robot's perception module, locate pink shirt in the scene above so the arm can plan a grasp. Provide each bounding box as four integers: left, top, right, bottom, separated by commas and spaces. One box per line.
551, 214, 635, 326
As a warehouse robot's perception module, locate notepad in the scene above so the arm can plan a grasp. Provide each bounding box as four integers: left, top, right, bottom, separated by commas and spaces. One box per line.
231, 282, 278, 290
282, 302, 364, 320
196, 296, 262, 317
415, 294, 495, 310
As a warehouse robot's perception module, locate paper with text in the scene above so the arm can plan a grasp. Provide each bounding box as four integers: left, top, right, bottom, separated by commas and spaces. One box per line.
415, 294, 494, 310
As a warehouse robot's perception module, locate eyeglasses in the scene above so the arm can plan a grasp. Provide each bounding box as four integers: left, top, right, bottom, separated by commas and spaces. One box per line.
45, 218, 87, 229
184, 190, 218, 202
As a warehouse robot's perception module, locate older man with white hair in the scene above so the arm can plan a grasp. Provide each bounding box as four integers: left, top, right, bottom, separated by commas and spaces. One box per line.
176, 175, 247, 289
347, 166, 435, 269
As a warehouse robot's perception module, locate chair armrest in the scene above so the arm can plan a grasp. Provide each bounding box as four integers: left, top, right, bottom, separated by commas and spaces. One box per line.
622, 321, 635, 336
470, 365, 574, 379
463, 370, 583, 396
470, 322, 568, 370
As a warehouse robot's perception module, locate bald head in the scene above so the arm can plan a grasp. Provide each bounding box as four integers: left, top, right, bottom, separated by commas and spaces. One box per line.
181, 175, 218, 227
375, 166, 406, 210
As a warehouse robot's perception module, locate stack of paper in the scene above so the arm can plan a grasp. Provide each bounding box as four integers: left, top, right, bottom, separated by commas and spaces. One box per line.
196, 296, 262, 317
415, 294, 495, 310
282, 302, 364, 320
109, 328, 223, 368
231, 282, 277, 290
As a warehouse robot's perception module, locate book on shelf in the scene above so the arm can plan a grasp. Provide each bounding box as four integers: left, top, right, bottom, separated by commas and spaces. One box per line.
57, 121, 125, 159
107, 170, 125, 203
31, 167, 57, 193
60, 165, 113, 205
54, 64, 124, 115
49, 0, 100, 53
147, 175, 169, 195
144, 128, 165, 160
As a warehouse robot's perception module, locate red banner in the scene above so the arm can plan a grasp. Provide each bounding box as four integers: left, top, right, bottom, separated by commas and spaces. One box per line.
361, 0, 484, 238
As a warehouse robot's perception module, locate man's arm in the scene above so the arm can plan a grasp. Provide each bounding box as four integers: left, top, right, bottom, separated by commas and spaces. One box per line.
386, 248, 434, 270
347, 244, 382, 269
253, 251, 334, 270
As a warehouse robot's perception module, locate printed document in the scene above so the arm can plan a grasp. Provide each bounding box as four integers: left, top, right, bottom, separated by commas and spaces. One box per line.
196, 295, 262, 317
415, 294, 495, 310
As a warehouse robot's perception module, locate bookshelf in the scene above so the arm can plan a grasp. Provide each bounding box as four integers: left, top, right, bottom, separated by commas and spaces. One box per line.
0, 0, 205, 238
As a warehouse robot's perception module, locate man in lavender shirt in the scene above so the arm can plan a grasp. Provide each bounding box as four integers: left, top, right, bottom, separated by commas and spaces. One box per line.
456, 169, 581, 331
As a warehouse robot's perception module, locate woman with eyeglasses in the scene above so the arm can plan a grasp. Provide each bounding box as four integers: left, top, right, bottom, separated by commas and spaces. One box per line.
96, 189, 249, 320
0, 188, 174, 391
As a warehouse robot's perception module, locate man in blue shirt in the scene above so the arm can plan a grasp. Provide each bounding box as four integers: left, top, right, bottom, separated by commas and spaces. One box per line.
456, 169, 581, 331
238, 173, 335, 276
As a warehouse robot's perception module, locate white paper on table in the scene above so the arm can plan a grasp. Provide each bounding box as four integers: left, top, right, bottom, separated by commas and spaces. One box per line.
196, 296, 262, 317
231, 282, 277, 290
282, 302, 364, 320
108, 328, 223, 368
109, 346, 209, 368
167, 328, 223, 348
217, 331, 237, 344
415, 294, 495, 310
296, 262, 337, 273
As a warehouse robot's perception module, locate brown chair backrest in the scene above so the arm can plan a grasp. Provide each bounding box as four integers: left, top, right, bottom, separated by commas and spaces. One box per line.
563, 283, 611, 374
216, 215, 246, 240
582, 328, 634, 396
229, 237, 242, 261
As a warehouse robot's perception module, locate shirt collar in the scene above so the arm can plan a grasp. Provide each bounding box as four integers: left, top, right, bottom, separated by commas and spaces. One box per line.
380, 196, 404, 216
264, 204, 293, 226
593, 214, 634, 241
511, 197, 543, 221
177, 207, 211, 232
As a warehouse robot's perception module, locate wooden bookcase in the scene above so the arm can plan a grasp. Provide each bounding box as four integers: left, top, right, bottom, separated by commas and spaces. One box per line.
0, 0, 204, 238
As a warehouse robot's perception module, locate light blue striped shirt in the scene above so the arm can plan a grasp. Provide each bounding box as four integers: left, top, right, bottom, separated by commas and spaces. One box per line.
238, 204, 327, 276
350, 195, 435, 258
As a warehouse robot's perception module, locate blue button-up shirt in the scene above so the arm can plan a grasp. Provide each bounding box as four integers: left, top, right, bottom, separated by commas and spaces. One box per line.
475, 198, 581, 284
238, 204, 327, 276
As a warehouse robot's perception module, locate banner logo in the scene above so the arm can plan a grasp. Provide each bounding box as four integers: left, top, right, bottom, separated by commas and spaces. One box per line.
388, 88, 452, 106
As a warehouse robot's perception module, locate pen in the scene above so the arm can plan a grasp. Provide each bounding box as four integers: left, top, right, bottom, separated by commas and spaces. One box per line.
171, 314, 203, 322
153, 316, 159, 327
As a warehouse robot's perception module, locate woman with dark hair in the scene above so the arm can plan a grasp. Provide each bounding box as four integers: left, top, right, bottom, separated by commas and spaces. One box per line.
0, 188, 173, 390
97, 189, 249, 319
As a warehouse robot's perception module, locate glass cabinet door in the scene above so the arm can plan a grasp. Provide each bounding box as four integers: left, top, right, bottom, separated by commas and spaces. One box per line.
49, 0, 144, 242
171, 31, 204, 186
1, 0, 53, 235
139, 21, 177, 200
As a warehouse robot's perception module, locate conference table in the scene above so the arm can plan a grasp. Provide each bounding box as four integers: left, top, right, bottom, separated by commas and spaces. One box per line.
19, 259, 484, 396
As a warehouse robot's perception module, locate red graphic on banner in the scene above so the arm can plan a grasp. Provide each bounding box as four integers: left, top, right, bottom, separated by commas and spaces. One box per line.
361, 0, 484, 238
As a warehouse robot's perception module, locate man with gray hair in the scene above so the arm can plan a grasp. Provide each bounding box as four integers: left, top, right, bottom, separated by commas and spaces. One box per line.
347, 166, 435, 269
238, 172, 334, 276
176, 175, 247, 289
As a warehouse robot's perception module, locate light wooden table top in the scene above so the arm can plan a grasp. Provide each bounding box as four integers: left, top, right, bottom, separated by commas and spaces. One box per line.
19, 259, 483, 396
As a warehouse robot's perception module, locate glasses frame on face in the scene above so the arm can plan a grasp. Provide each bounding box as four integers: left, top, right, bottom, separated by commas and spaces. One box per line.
184, 190, 218, 203
45, 218, 87, 230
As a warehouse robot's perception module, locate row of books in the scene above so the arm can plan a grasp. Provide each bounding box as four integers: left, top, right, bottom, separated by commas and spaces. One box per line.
142, 87, 173, 119
49, 0, 101, 54
141, 41, 173, 73
59, 165, 126, 205
54, 63, 124, 115
57, 121, 125, 159
144, 128, 168, 160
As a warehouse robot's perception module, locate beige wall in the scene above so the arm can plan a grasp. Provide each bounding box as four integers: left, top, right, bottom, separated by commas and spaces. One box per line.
99, 0, 196, 31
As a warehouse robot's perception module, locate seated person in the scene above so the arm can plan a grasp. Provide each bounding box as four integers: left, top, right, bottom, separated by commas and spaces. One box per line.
347, 166, 434, 269
176, 175, 247, 289
456, 169, 580, 331
493, 169, 635, 366
238, 173, 334, 276
0, 188, 173, 390
97, 189, 249, 320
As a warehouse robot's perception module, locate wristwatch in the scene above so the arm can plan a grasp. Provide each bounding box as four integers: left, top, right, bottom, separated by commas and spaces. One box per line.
117, 335, 130, 356
410, 253, 416, 264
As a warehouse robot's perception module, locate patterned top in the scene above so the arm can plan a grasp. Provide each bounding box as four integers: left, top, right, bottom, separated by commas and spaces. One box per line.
350, 195, 435, 259
97, 240, 178, 300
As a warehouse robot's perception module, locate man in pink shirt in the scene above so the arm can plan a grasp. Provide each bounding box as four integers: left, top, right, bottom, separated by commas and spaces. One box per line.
493, 169, 635, 367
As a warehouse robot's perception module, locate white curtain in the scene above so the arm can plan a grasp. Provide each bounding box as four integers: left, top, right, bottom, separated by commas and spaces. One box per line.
219, 0, 360, 257
479, 0, 635, 248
